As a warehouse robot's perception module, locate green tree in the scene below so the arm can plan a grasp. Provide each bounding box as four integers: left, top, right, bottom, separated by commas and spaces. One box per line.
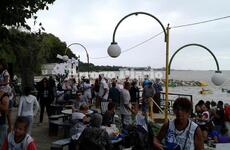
0, 0, 55, 30
0, 0, 56, 90
0, 29, 43, 88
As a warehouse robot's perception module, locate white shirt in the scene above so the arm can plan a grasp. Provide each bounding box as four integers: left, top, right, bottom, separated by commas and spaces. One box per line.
98, 79, 109, 100
166, 119, 198, 150
83, 83, 92, 99
18, 95, 40, 117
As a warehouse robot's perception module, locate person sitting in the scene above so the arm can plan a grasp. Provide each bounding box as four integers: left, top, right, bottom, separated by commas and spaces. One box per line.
194, 100, 205, 117
102, 102, 115, 127
70, 104, 89, 137
196, 103, 211, 141
72, 92, 88, 112
132, 104, 148, 132
153, 97, 204, 150
78, 113, 112, 150
213, 101, 225, 133
1, 116, 37, 150
224, 103, 230, 135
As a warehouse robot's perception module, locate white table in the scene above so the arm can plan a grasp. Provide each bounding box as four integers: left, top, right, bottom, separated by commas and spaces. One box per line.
215, 143, 230, 150
205, 143, 230, 150
61, 109, 93, 115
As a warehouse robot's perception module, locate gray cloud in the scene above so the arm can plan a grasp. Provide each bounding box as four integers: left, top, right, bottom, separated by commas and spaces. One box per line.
28, 0, 230, 70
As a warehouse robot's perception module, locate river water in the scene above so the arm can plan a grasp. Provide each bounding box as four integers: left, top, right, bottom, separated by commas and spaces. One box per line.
81, 70, 230, 104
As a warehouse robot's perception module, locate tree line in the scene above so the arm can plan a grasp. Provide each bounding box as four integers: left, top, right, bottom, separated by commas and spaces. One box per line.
0, 0, 123, 89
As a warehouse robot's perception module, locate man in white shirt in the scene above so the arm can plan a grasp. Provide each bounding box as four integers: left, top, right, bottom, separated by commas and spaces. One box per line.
98, 74, 109, 114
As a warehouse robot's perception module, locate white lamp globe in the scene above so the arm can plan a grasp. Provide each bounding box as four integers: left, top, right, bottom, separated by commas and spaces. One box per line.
211, 72, 225, 86
107, 43, 121, 58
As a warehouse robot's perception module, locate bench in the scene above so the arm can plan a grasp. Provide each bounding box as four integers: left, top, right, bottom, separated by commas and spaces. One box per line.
49, 114, 65, 120
50, 138, 71, 150
50, 104, 64, 115
49, 119, 71, 137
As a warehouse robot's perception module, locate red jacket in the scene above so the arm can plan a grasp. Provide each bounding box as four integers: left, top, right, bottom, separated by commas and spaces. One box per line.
1, 135, 37, 150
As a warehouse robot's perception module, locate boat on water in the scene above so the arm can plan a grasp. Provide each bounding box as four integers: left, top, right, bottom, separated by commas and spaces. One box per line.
200, 88, 213, 94
198, 81, 208, 86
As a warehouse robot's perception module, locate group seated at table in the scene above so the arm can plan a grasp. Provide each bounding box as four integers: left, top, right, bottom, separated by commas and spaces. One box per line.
193, 100, 230, 144
68, 101, 154, 150
69, 113, 112, 150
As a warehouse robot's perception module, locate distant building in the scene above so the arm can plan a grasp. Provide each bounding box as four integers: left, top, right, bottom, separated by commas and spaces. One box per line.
42, 61, 78, 77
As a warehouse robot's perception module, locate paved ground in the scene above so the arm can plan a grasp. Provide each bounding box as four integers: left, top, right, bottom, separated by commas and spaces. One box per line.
11, 107, 63, 150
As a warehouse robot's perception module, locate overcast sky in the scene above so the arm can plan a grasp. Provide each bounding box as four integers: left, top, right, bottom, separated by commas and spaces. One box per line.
28, 0, 230, 70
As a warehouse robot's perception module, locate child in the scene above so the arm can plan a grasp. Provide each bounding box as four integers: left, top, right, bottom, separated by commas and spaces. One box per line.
1, 116, 37, 150
18, 87, 40, 135
102, 102, 115, 126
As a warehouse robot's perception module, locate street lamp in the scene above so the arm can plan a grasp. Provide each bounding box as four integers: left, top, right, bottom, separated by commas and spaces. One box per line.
168, 43, 225, 86
107, 12, 170, 120
65, 43, 90, 79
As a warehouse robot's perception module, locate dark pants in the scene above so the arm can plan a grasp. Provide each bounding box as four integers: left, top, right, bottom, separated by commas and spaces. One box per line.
153, 93, 161, 113
40, 98, 52, 123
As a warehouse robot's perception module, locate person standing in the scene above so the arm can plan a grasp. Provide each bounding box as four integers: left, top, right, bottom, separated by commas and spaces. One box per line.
120, 82, 133, 129
83, 79, 92, 104
153, 78, 163, 113
108, 81, 120, 107
142, 75, 150, 88
18, 87, 40, 134
0, 90, 9, 148
48, 76, 56, 104
92, 79, 100, 108
0, 59, 10, 92
37, 78, 53, 123
0, 59, 13, 137
98, 74, 109, 114
129, 80, 140, 108
142, 82, 155, 120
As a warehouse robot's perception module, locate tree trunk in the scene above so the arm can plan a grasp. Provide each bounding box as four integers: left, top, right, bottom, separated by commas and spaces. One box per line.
19, 45, 35, 91
20, 67, 34, 90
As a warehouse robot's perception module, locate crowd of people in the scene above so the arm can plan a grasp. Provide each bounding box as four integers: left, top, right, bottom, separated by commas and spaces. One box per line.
1, 57, 230, 150
193, 99, 230, 144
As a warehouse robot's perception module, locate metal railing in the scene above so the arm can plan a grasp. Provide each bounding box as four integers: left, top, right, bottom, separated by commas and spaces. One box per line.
160, 92, 193, 114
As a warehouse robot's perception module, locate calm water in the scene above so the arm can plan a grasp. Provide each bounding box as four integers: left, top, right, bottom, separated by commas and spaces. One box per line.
167, 70, 230, 104
81, 70, 230, 104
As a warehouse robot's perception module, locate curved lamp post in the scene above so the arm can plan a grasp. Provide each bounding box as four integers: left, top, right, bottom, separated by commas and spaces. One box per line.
65, 43, 90, 79
168, 43, 225, 86
107, 12, 170, 120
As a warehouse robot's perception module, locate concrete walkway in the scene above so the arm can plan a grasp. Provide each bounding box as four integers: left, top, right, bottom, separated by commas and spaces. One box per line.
11, 107, 63, 150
